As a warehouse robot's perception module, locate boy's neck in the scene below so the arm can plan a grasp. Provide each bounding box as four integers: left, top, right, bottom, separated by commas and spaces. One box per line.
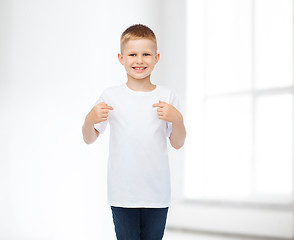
126, 78, 156, 92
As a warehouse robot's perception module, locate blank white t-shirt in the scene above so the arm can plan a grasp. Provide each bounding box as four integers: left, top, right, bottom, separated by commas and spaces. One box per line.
94, 83, 181, 208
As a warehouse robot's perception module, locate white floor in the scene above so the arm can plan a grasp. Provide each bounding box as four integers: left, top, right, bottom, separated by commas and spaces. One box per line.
163, 229, 280, 240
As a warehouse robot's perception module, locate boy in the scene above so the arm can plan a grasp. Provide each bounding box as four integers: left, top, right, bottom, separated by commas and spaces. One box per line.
82, 24, 186, 240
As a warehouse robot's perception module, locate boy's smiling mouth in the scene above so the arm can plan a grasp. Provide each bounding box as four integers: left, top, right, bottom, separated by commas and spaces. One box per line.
132, 66, 147, 72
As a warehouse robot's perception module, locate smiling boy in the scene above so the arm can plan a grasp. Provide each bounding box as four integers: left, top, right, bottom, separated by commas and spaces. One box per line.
82, 24, 186, 240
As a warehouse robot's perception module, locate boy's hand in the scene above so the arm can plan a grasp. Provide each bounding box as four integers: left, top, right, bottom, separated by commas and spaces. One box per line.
86, 102, 113, 125
152, 100, 182, 124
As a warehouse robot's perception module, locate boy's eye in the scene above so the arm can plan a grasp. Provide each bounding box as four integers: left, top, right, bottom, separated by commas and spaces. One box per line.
128, 53, 151, 56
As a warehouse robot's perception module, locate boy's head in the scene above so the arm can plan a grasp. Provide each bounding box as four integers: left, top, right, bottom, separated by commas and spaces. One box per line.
120, 24, 157, 54
118, 24, 160, 82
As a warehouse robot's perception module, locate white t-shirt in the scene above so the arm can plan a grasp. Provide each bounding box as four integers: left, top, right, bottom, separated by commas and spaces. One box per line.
94, 83, 181, 208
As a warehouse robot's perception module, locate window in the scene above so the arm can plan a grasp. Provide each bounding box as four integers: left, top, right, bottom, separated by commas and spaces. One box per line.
184, 0, 293, 204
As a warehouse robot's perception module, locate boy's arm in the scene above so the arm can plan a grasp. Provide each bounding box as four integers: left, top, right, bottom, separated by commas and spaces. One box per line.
82, 102, 113, 144
169, 116, 186, 150
82, 117, 100, 144
152, 100, 186, 150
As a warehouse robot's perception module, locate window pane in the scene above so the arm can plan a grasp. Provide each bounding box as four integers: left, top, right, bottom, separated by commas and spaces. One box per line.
205, 0, 252, 95
255, 94, 293, 195
255, 0, 293, 89
184, 0, 293, 204
185, 95, 253, 199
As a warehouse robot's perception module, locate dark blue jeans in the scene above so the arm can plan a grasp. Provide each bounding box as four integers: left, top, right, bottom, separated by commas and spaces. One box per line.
110, 206, 169, 240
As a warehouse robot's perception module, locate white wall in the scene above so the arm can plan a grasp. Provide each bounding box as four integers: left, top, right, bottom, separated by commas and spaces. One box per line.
0, 0, 187, 239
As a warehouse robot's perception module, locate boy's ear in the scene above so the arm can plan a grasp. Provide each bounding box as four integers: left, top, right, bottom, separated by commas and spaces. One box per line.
118, 53, 124, 65
155, 52, 160, 64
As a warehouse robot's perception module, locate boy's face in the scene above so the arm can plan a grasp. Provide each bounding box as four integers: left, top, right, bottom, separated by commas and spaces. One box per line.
118, 39, 160, 82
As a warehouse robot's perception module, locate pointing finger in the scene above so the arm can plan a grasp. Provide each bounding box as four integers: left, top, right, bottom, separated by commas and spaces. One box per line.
153, 102, 164, 108
158, 100, 168, 105
103, 106, 113, 110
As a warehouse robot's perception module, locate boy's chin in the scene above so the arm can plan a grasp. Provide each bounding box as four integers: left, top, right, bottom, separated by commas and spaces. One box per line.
127, 74, 151, 81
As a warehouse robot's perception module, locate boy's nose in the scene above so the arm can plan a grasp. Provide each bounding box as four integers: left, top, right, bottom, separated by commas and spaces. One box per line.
136, 56, 143, 63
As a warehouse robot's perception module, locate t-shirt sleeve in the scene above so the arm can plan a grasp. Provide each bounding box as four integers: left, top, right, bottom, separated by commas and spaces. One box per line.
93, 91, 108, 134
166, 90, 181, 138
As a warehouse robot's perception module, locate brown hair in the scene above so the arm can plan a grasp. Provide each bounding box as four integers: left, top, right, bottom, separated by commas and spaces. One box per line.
120, 24, 157, 54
